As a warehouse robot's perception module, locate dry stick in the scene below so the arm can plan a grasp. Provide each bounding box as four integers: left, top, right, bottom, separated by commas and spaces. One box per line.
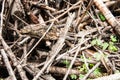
33, 12, 75, 80
1, 49, 17, 80
4, 0, 15, 28
0, 0, 28, 80
19, 21, 54, 65
82, 62, 101, 80
19, 1, 82, 64
93, 0, 120, 36
56, 40, 91, 60
56, 27, 101, 60
93, 73, 120, 80
48, 0, 83, 22
63, 37, 84, 80
75, 0, 94, 27
0, 36, 28, 80
0, 0, 5, 30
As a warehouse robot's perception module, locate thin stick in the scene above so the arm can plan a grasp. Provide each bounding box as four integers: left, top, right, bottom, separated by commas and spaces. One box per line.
1, 49, 17, 80
48, 0, 83, 22
0, 0, 5, 32
94, 0, 120, 35
63, 37, 84, 80
93, 73, 120, 80
0, 35, 28, 80
0, 1, 28, 79
20, 21, 54, 64
82, 62, 101, 80
33, 12, 75, 80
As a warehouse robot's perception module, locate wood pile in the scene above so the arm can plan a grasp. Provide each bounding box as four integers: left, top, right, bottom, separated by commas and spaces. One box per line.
0, 0, 120, 80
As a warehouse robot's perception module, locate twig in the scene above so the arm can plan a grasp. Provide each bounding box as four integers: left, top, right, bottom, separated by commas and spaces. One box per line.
93, 73, 120, 80
93, 0, 120, 36
33, 12, 75, 80
1, 49, 17, 80
0, 35, 28, 80
48, 0, 82, 22
0, 0, 5, 32
56, 41, 91, 60
63, 37, 84, 80
19, 21, 54, 64
76, 0, 94, 27
82, 62, 101, 80
4, 0, 15, 28
0, 0, 28, 79
18, 36, 30, 45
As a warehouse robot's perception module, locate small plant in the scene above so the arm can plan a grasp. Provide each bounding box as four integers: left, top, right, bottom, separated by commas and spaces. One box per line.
93, 68, 102, 77
62, 59, 70, 67
79, 74, 84, 79
70, 74, 77, 80
110, 35, 117, 42
99, 13, 106, 21
93, 52, 102, 61
79, 64, 88, 73
91, 36, 118, 52
101, 42, 109, 50
108, 42, 118, 52
91, 38, 102, 46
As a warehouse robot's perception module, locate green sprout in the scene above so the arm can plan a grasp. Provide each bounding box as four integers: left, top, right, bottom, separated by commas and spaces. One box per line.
93, 52, 102, 61
108, 42, 118, 52
62, 60, 70, 67
99, 13, 106, 21
91, 38, 102, 46
101, 42, 109, 50
79, 74, 84, 79
93, 68, 102, 77
70, 74, 77, 80
91, 37, 118, 52
110, 35, 117, 42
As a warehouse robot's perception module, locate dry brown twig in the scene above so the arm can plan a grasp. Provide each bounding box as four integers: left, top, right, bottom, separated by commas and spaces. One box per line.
94, 0, 120, 36
1, 49, 17, 80
63, 37, 84, 80
33, 12, 75, 80
93, 73, 120, 80
82, 62, 101, 80
0, 0, 28, 80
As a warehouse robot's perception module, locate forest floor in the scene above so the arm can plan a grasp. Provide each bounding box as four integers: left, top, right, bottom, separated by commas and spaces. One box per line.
0, 0, 120, 80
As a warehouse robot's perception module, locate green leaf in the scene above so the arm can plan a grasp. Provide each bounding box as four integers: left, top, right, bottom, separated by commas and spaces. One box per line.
108, 45, 118, 52
99, 13, 106, 21
91, 39, 102, 46
79, 74, 84, 79
93, 52, 102, 61
110, 35, 117, 42
108, 42, 118, 52
70, 74, 77, 80
102, 42, 109, 50
93, 68, 102, 77
62, 60, 70, 67
89, 63, 94, 68
91, 39, 97, 45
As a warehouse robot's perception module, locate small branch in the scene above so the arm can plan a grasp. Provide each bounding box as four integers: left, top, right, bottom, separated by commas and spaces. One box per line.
0, 35, 28, 80
19, 21, 54, 64
93, 73, 120, 80
0, 0, 5, 32
33, 12, 75, 80
82, 62, 101, 80
1, 49, 17, 80
94, 0, 120, 36
63, 37, 84, 80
